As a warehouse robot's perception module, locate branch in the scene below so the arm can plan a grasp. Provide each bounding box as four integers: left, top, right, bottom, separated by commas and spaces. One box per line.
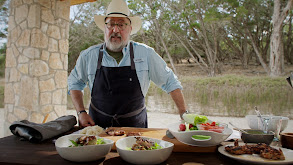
245, 28, 270, 75
173, 31, 208, 73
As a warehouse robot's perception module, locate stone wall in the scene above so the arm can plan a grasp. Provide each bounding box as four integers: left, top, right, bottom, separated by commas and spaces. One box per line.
3, 0, 70, 136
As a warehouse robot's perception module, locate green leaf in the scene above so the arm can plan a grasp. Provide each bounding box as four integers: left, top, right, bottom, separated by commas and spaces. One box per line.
96, 138, 106, 145
69, 140, 78, 147
192, 135, 211, 140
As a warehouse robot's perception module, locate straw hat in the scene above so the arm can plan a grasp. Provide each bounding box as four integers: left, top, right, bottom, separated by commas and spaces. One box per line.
94, 0, 142, 35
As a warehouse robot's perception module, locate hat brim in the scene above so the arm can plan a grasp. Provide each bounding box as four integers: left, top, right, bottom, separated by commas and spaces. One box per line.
94, 15, 142, 35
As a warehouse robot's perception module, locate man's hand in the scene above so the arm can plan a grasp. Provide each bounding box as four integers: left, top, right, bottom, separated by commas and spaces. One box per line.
78, 113, 95, 127
70, 90, 95, 127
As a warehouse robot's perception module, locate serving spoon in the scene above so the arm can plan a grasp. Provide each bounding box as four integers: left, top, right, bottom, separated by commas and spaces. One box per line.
255, 106, 264, 128
229, 122, 248, 134
255, 106, 270, 133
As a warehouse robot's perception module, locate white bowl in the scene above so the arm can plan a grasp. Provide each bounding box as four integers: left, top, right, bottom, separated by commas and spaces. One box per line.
245, 115, 289, 132
55, 134, 114, 162
168, 122, 232, 147
116, 136, 174, 164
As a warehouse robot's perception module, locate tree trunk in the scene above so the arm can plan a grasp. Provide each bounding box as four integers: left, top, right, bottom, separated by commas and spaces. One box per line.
243, 39, 249, 69
270, 27, 284, 76
284, 14, 292, 64
173, 32, 208, 73
153, 19, 177, 75
269, 0, 293, 76
246, 28, 270, 75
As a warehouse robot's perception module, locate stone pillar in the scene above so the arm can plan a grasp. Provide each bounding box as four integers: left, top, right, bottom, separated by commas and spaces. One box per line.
3, 0, 70, 137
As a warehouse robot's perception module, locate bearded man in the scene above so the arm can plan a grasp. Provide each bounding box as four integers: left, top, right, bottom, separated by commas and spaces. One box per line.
68, 0, 188, 128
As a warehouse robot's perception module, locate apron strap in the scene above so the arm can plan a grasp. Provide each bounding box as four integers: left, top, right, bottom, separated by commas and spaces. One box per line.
129, 42, 135, 70
90, 102, 146, 124
97, 43, 135, 70
97, 44, 104, 69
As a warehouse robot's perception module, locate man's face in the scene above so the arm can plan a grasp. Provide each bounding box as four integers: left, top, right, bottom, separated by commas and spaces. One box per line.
104, 17, 132, 52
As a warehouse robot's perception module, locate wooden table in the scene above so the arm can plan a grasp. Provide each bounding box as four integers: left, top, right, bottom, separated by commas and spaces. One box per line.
0, 128, 240, 165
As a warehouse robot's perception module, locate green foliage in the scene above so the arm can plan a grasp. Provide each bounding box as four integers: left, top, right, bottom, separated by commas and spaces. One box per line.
0, 44, 6, 77
0, 0, 8, 41
68, 2, 106, 72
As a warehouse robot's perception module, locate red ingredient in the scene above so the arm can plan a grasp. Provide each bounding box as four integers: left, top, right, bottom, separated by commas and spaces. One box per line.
179, 124, 195, 131
199, 122, 224, 133
179, 124, 186, 131
189, 124, 194, 129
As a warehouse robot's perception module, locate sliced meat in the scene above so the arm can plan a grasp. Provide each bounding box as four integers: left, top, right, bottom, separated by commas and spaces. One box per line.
75, 135, 96, 145
105, 129, 125, 136
225, 139, 285, 160
126, 132, 142, 137
260, 147, 285, 160
130, 137, 156, 150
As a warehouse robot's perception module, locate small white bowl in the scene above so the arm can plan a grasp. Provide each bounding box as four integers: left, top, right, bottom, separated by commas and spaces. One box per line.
116, 136, 174, 164
168, 122, 232, 147
55, 134, 114, 162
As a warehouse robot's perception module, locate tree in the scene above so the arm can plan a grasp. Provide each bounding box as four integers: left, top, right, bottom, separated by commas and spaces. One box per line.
269, 0, 293, 76
0, 0, 8, 42
168, 0, 232, 76
0, 0, 8, 78
284, 11, 293, 64
128, 0, 180, 74
68, 1, 110, 72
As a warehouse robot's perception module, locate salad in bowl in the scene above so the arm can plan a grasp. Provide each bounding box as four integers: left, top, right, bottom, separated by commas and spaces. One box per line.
168, 114, 232, 147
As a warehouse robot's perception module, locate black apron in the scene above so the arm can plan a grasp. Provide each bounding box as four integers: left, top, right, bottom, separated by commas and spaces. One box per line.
89, 43, 147, 128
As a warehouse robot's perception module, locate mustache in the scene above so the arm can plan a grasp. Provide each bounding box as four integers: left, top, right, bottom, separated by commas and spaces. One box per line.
110, 33, 121, 38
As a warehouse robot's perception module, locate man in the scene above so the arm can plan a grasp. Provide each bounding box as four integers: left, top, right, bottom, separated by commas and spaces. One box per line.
68, 0, 188, 128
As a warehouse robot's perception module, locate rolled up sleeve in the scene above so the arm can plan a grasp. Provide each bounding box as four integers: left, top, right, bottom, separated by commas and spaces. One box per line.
147, 48, 183, 93
67, 50, 88, 94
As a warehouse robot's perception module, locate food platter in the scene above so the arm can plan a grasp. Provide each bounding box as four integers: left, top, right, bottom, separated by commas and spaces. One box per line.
218, 145, 293, 164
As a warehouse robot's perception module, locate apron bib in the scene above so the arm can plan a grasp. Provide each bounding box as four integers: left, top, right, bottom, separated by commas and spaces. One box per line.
89, 43, 147, 128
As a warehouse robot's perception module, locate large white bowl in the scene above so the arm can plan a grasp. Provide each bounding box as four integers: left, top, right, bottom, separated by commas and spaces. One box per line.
55, 134, 114, 162
116, 136, 174, 164
168, 122, 233, 147
245, 115, 289, 132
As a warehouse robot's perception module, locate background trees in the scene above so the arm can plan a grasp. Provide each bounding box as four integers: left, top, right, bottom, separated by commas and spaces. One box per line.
0, 0, 8, 77
65, 0, 292, 77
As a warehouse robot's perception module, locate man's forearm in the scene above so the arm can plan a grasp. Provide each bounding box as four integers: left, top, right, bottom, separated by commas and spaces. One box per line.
170, 88, 187, 115
70, 90, 86, 112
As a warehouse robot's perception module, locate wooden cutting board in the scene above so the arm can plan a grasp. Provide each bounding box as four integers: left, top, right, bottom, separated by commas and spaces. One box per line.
99, 127, 217, 152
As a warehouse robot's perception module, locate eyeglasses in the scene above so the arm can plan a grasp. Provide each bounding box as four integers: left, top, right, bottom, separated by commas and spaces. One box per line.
105, 22, 129, 31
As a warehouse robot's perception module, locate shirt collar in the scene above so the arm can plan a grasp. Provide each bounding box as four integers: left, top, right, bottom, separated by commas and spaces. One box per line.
122, 40, 131, 54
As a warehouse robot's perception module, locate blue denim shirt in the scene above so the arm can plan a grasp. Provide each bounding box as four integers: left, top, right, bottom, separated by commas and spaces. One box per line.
68, 41, 183, 97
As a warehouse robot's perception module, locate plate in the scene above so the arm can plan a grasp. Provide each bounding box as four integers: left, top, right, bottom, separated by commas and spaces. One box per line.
218, 145, 293, 164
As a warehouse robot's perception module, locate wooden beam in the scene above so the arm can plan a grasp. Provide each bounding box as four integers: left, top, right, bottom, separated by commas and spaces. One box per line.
69, 0, 97, 6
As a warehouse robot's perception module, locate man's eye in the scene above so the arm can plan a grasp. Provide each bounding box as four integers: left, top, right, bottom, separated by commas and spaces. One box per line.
118, 24, 124, 27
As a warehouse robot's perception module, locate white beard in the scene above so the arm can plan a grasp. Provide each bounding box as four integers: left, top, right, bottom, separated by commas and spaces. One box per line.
105, 33, 129, 52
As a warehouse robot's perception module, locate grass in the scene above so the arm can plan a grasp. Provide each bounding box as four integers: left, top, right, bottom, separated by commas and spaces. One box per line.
147, 75, 293, 118
1, 74, 292, 118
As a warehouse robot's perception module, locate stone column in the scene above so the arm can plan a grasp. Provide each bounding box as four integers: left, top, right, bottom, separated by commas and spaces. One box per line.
3, 0, 70, 137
